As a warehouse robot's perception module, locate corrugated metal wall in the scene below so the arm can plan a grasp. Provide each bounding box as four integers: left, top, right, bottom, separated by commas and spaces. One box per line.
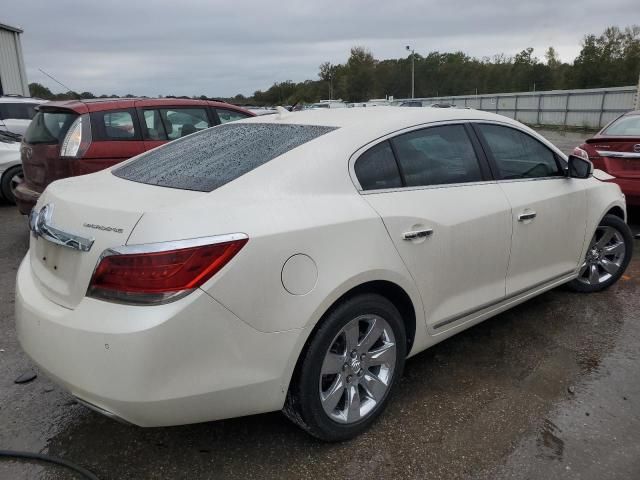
0, 26, 29, 96
401, 86, 639, 129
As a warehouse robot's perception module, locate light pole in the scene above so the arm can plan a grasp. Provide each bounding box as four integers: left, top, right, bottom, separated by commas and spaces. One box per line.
406, 45, 415, 99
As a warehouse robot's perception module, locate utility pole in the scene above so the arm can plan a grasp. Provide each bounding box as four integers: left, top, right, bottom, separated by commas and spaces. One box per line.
406, 45, 415, 99
635, 71, 640, 110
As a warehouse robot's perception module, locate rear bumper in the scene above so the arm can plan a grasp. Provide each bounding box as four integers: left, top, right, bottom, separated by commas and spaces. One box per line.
14, 181, 40, 215
606, 177, 640, 206
15, 256, 302, 426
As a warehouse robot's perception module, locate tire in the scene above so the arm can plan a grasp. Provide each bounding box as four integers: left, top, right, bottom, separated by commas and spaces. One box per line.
1, 166, 23, 205
283, 293, 406, 441
567, 214, 633, 293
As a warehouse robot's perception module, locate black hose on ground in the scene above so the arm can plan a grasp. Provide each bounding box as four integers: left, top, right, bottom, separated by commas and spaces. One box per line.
0, 449, 100, 480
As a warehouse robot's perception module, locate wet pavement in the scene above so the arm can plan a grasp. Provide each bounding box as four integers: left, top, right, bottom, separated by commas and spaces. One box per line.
1, 128, 639, 479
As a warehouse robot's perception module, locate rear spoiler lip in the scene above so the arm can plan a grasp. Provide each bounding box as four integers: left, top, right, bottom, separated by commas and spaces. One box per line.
585, 136, 640, 144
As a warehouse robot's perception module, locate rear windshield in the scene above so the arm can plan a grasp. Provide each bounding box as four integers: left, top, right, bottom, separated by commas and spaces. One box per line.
603, 115, 640, 136
0, 103, 38, 120
24, 110, 78, 144
113, 123, 337, 192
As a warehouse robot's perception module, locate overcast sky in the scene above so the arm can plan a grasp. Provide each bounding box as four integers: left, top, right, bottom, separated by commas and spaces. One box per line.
3, 0, 637, 97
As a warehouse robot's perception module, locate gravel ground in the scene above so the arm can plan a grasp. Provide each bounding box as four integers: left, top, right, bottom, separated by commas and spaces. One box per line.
0, 128, 638, 479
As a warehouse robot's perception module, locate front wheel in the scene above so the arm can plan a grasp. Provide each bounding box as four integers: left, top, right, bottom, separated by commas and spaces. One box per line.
0, 165, 23, 205
567, 214, 633, 293
284, 293, 406, 441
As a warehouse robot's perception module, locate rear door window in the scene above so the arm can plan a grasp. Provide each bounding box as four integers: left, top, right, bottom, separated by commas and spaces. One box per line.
391, 125, 484, 187
113, 123, 337, 192
161, 108, 212, 140
216, 108, 251, 124
142, 109, 166, 140
24, 111, 78, 144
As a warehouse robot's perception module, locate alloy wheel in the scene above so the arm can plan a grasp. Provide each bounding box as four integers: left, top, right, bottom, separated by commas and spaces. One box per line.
319, 314, 396, 424
9, 172, 23, 201
576, 225, 626, 286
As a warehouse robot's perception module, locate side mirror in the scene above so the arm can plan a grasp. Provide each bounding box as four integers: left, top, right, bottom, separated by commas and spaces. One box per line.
567, 154, 593, 179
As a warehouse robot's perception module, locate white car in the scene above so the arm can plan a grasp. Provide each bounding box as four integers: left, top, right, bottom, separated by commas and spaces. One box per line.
0, 131, 22, 203
16, 107, 633, 441
0, 96, 46, 137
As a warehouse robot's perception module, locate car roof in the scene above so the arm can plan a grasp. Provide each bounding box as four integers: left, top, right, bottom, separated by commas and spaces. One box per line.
242, 106, 526, 146
38, 98, 253, 114
0, 96, 48, 104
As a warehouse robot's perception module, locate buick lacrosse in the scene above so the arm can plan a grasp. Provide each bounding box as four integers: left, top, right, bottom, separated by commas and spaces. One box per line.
16, 107, 632, 441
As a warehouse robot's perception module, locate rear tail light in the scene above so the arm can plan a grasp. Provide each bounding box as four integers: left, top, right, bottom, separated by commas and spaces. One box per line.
88, 234, 248, 305
572, 146, 590, 161
60, 114, 92, 158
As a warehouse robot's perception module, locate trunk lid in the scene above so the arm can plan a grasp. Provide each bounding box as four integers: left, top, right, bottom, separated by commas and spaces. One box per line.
29, 171, 204, 309
586, 137, 640, 178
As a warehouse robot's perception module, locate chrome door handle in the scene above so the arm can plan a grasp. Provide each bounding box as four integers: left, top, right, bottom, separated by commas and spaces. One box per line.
518, 211, 537, 222
402, 229, 433, 240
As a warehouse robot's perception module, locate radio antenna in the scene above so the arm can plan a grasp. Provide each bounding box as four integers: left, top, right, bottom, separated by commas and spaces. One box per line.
38, 68, 79, 98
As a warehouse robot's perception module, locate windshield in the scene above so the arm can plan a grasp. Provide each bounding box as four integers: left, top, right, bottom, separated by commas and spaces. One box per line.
602, 115, 640, 136
113, 123, 337, 192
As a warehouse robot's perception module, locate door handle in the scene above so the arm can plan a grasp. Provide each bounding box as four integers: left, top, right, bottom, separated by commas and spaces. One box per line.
518, 211, 537, 222
402, 229, 433, 240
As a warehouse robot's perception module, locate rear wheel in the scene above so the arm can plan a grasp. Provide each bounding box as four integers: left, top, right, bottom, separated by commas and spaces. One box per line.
284, 293, 406, 441
1, 166, 23, 205
567, 214, 633, 293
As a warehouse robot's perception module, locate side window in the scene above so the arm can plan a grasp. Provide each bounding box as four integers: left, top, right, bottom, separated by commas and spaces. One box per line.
391, 125, 483, 187
160, 108, 212, 140
216, 108, 250, 124
476, 124, 562, 179
91, 109, 139, 140
142, 109, 166, 140
354, 141, 402, 191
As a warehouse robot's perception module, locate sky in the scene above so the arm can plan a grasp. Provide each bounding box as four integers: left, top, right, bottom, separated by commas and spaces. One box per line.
3, 0, 637, 98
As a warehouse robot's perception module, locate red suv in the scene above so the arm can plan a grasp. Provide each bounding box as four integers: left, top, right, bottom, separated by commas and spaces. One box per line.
574, 110, 640, 207
15, 98, 254, 214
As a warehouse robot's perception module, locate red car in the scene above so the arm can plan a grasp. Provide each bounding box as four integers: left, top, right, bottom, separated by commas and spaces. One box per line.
15, 98, 254, 214
574, 110, 640, 207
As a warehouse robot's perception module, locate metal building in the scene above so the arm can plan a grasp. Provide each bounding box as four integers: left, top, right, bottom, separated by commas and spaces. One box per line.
0, 22, 29, 96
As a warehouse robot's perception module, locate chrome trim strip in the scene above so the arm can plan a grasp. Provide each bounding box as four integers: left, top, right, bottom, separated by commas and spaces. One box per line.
360, 180, 497, 195
350, 118, 568, 194
29, 204, 95, 252
596, 150, 640, 159
433, 270, 575, 330
107, 232, 248, 256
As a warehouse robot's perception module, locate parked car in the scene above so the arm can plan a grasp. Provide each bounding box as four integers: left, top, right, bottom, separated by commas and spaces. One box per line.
16, 107, 632, 441
0, 95, 47, 137
0, 130, 22, 203
574, 110, 640, 207
15, 98, 254, 214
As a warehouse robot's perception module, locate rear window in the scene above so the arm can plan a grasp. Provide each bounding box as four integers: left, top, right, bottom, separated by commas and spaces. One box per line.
113, 123, 337, 192
0, 103, 38, 120
603, 115, 640, 136
23, 110, 78, 144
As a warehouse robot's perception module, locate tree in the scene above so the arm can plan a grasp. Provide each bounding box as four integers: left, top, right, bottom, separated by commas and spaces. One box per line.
29, 82, 54, 99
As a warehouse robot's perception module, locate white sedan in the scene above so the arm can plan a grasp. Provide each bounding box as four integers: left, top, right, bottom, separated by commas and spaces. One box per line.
16, 107, 633, 441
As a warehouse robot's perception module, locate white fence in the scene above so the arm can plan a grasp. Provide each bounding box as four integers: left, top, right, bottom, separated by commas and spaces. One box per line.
400, 86, 639, 129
